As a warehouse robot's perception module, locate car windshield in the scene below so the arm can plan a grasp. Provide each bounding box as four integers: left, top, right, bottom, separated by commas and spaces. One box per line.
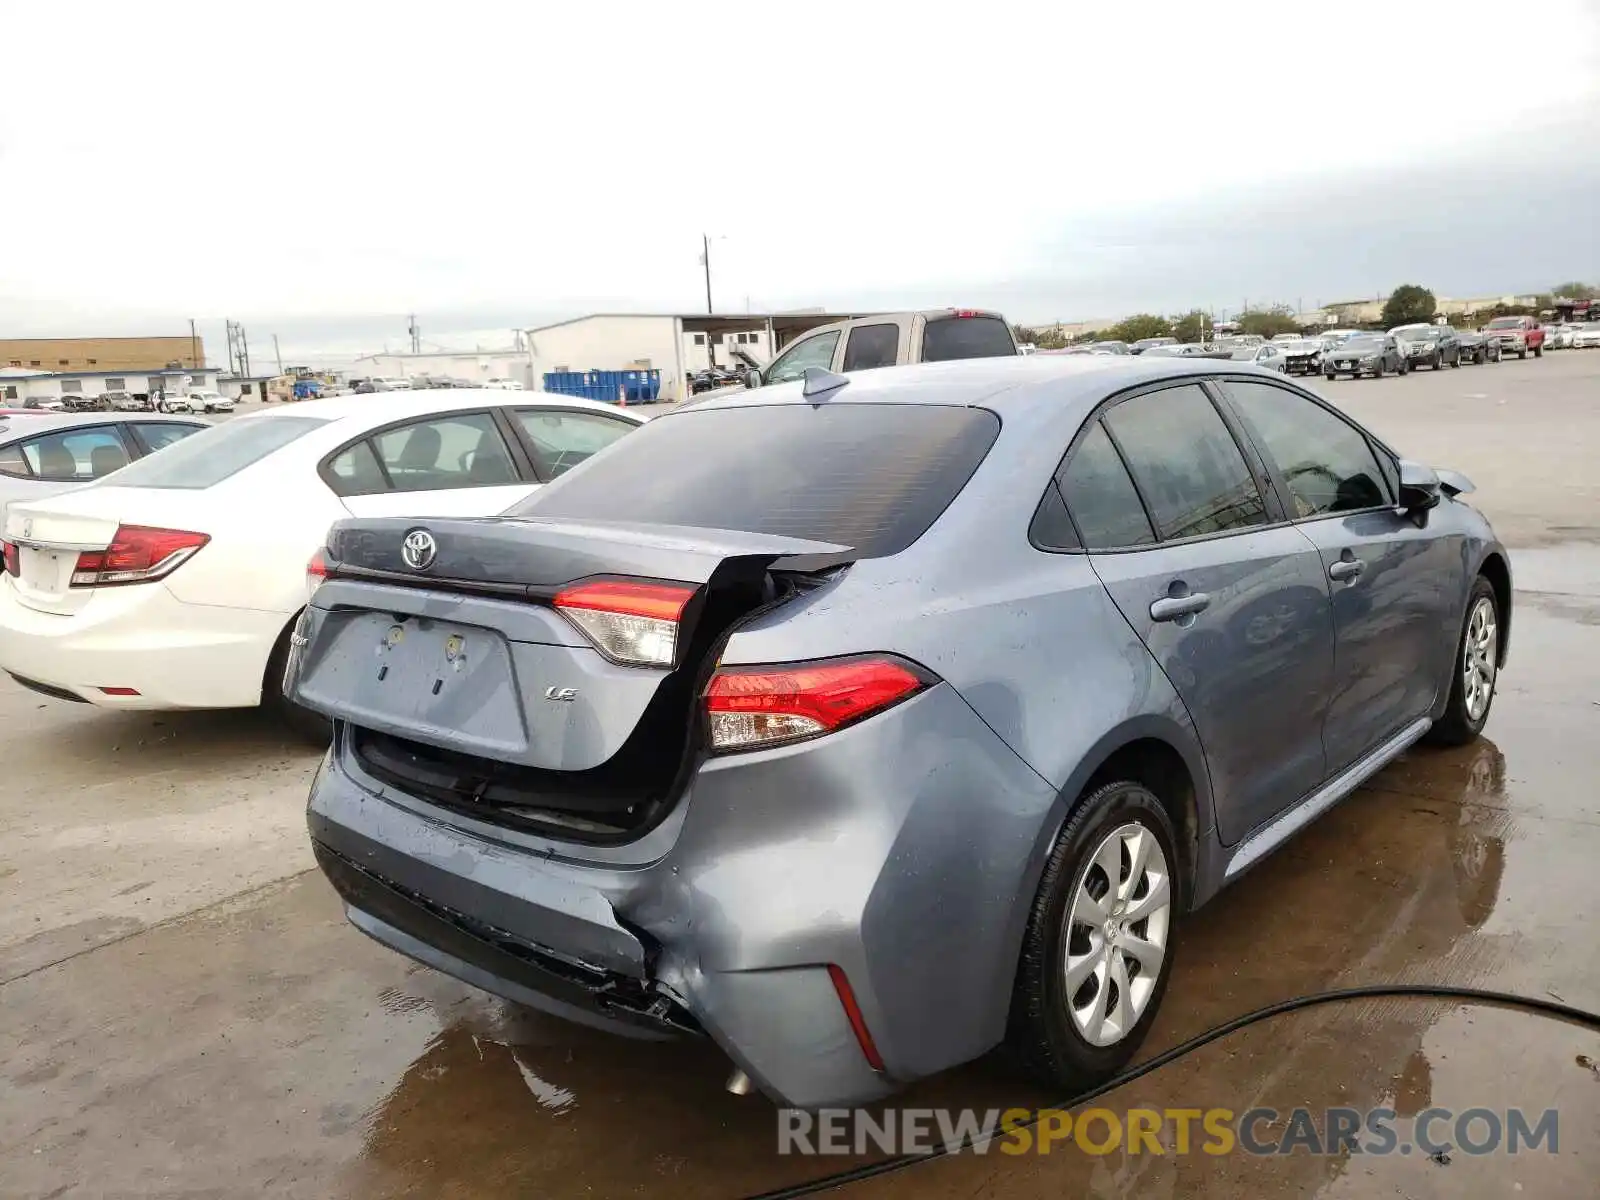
1228, 348, 1260, 360
1344, 337, 1383, 351
1486, 317, 1523, 330
1394, 327, 1437, 340
98, 414, 328, 489
511, 403, 1001, 559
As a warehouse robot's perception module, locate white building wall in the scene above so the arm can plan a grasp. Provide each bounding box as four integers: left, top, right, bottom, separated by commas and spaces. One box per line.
0, 369, 217, 403
526, 316, 683, 397
349, 351, 533, 387
525, 316, 779, 401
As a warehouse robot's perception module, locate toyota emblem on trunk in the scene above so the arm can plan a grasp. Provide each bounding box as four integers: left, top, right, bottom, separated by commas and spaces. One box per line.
401, 528, 437, 571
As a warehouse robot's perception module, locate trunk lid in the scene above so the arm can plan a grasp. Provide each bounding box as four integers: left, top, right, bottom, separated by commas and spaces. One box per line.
286, 517, 851, 830
3, 486, 220, 616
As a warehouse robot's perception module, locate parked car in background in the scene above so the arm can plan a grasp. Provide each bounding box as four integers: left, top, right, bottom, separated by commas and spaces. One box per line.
64, 393, 113, 412
1271, 332, 1303, 344
485, 378, 525, 390
1481, 316, 1544, 359
686, 309, 1019, 407
286, 354, 1509, 1110
1324, 333, 1406, 378
105, 391, 152, 412
0, 412, 206, 509
1572, 324, 1600, 349
1130, 337, 1178, 355
1227, 343, 1289, 372
20, 398, 67, 412
0, 391, 645, 734
1454, 329, 1501, 365
1277, 338, 1324, 376
1391, 324, 1461, 370
1319, 330, 1365, 353
1140, 343, 1216, 358
1544, 324, 1574, 350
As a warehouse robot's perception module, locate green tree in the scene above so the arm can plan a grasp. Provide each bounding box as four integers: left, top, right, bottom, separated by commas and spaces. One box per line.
1550, 281, 1597, 300
1103, 313, 1173, 343
1381, 285, 1437, 328
1236, 305, 1302, 340
1170, 310, 1209, 343
1035, 328, 1068, 349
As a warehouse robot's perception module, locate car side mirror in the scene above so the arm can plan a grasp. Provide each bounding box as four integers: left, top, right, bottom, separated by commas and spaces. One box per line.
1397, 459, 1442, 516
744, 367, 762, 389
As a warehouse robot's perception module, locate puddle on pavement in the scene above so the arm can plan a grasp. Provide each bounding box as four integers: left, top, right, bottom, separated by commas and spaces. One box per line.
2, 603, 1596, 1199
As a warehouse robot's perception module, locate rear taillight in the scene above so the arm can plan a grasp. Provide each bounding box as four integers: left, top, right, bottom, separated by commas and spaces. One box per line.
704, 655, 932, 753
307, 548, 330, 600
70, 525, 208, 588
1, 540, 17, 577
553, 579, 697, 668
827, 964, 885, 1072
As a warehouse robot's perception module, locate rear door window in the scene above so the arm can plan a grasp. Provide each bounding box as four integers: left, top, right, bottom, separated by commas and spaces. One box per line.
920, 315, 1016, 362
19, 425, 133, 482
128, 421, 206, 455
763, 332, 841, 385
369, 412, 519, 492
842, 323, 900, 371
513, 403, 1001, 559
512, 409, 635, 479
1102, 384, 1268, 541
101, 414, 329, 489
1058, 421, 1156, 548
0, 441, 30, 477
324, 439, 390, 497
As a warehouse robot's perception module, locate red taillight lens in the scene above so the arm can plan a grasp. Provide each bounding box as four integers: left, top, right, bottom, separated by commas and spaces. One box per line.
307, 548, 330, 599
704, 655, 931, 753
553, 579, 697, 667
1, 540, 17, 577
827, 964, 885, 1072
70, 525, 209, 588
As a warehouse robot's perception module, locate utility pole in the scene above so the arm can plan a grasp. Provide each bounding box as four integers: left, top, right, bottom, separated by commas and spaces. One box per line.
407, 314, 421, 354
272, 334, 284, 376
701, 234, 713, 314
225, 320, 252, 378
188, 318, 200, 368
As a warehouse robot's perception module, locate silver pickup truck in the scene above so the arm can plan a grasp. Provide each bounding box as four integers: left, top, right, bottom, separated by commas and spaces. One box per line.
688, 308, 1019, 405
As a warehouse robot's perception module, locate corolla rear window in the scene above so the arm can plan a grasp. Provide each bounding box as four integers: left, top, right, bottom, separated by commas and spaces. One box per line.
511, 403, 1001, 558
100, 415, 329, 489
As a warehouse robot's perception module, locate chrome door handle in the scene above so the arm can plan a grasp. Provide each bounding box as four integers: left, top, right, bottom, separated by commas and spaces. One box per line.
1328, 558, 1366, 581
1150, 593, 1211, 622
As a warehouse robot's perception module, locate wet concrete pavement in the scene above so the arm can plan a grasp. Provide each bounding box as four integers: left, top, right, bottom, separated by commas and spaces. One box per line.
3, 353, 1598, 1197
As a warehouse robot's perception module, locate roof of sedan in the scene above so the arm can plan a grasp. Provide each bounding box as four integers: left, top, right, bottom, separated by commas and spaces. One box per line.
672, 354, 1268, 417
228, 388, 647, 425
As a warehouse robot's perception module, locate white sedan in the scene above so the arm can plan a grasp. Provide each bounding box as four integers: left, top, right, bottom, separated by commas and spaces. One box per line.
1572, 324, 1600, 349
0, 389, 643, 734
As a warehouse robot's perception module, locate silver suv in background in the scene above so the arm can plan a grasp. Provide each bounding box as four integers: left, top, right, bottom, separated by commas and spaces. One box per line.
689, 308, 1018, 405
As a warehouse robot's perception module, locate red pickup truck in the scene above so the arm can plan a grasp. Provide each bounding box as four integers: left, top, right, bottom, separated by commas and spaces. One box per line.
1481, 315, 1545, 359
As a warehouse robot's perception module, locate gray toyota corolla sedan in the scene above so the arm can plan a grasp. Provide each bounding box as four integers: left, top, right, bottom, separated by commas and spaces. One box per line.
288, 355, 1510, 1108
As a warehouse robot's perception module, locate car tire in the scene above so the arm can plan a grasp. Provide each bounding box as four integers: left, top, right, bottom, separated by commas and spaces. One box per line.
1518, 349, 1527, 359
264, 617, 332, 745
1325, 372, 1337, 382
1006, 780, 1181, 1091
1533, 344, 1542, 358
1372, 361, 1384, 378
1425, 575, 1500, 747
1450, 353, 1461, 368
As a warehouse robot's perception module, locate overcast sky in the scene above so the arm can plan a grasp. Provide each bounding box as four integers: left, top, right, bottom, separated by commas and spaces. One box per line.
2, 1, 1596, 364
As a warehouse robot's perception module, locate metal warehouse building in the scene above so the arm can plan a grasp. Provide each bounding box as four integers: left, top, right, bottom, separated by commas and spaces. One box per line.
524, 311, 870, 403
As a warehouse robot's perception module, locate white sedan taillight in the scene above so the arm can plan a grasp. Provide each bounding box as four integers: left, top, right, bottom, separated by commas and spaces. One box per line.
553, 579, 697, 667
70, 525, 209, 588
704, 656, 932, 753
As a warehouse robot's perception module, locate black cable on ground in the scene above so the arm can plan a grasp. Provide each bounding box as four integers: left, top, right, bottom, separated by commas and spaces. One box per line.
742, 984, 1600, 1200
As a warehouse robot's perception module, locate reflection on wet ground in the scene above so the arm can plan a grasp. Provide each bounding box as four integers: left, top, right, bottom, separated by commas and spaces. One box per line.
3, 600, 1597, 1198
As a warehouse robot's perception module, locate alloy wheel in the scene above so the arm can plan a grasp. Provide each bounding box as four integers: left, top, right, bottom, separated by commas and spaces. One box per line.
1463, 596, 1498, 722
1063, 823, 1172, 1047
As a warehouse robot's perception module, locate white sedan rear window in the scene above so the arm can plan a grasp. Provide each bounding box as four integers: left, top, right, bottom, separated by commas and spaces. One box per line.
102, 415, 329, 490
